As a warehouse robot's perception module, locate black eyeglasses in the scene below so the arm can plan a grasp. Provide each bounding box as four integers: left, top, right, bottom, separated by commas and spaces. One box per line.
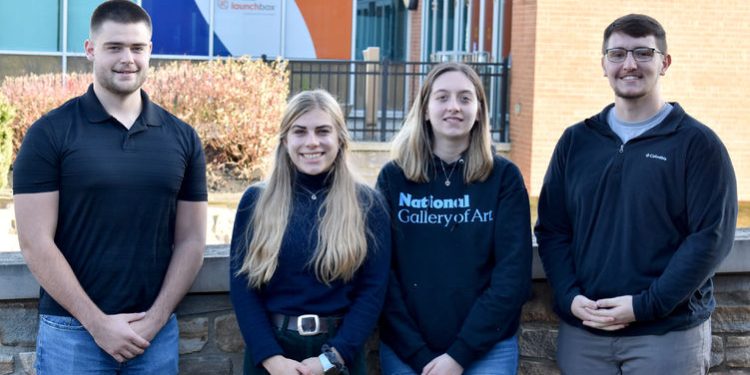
604, 47, 664, 63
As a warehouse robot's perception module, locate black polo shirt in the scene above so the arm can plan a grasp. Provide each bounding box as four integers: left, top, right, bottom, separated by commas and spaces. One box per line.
13, 84, 207, 316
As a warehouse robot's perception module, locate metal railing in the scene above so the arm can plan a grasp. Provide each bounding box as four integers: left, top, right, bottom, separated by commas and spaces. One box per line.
284, 59, 510, 142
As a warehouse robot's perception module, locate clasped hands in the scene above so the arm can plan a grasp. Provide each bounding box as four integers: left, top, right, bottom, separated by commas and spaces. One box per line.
88, 311, 165, 363
264, 353, 339, 375
571, 294, 635, 331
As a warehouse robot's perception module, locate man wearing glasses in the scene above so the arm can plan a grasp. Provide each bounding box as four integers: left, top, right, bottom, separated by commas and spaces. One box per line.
535, 14, 737, 374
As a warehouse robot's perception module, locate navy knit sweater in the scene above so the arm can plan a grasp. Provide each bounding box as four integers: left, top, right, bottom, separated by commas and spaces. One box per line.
535, 103, 737, 335
376, 155, 532, 371
229, 171, 391, 366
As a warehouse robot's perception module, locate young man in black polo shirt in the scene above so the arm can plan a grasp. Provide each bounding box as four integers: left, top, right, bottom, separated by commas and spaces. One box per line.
535, 14, 737, 374
13, 1, 207, 374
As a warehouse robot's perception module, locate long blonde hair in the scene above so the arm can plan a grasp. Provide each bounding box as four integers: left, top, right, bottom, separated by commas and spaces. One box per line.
237, 90, 369, 288
391, 63, 494, 183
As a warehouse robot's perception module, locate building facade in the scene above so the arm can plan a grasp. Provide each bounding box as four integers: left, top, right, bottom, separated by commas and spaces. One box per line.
1, 0, 748, 200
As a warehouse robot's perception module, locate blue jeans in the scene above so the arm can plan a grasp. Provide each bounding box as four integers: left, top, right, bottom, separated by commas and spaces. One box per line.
380, 335, 519, 375
35, 313, 179, 375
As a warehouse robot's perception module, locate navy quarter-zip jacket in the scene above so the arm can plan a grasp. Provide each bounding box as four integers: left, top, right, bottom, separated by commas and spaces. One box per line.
535, 102, 737, 335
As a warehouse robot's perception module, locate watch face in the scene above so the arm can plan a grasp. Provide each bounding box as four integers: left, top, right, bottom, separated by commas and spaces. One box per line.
319, 353, 336, 373
320, 346, 342, 375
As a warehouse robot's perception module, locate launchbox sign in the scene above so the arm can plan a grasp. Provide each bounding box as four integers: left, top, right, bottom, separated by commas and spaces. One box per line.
158, 0, 352, 58
218, 0, 276, 13
212, 0, 282, 55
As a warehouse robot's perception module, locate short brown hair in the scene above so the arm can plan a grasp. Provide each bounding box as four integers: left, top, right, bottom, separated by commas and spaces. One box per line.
90, 0, 152, 35
603, 14, 667, 54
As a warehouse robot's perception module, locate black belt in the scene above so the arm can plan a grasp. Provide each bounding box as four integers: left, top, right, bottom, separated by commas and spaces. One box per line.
271, 314, 343, 336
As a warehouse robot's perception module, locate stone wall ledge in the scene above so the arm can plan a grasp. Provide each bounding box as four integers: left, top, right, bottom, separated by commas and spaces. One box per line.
1, 229, 747, 300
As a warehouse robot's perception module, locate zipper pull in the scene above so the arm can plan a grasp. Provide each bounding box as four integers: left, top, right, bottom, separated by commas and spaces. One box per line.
619, 144, 624, 153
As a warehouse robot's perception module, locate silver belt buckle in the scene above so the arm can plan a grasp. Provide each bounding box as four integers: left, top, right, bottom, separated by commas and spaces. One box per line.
297, 314, 320, 336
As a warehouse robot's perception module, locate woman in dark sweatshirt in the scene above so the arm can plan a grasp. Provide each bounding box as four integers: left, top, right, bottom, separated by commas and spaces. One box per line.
376, 63, 532, 375
230, 90, 391, 375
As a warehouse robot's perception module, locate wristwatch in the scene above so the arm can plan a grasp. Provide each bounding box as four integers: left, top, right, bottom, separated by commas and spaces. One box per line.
319, 344, 343, 375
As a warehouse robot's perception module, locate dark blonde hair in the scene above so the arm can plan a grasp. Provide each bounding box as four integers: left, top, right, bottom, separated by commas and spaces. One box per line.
237, 90, 369, 287
391, 62, 494, 183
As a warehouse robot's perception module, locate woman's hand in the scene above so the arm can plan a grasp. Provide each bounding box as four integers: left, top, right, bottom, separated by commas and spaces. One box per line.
300, 357, 324, 375
262, 355, 312, 375
421, 353, 463, 375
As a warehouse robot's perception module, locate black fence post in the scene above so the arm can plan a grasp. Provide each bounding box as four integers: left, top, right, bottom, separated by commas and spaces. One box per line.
499, 58, 510, 142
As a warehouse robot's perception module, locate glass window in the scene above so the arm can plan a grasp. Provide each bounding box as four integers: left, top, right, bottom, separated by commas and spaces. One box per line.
426, 0, 456, 57
66, 0, 103, 53
0, 0, 60, 52
355, 0, 406, 61
143, 0, 210, 56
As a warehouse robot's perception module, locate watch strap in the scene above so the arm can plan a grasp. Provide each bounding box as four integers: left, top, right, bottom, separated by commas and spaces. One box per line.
320, 344, 343, 375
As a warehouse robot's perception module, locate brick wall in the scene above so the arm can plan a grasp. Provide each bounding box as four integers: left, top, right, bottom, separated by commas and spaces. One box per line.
508, 0, 538, 191
510, 0, 750, 200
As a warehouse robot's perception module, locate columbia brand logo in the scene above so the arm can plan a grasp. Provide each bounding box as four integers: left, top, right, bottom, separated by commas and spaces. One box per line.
645, 153, 667, 161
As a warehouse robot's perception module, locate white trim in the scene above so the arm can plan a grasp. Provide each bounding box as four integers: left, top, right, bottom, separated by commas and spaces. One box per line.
420, 0, 428, 61
208, 0, 215, 58
150, 54, 214, 60
404, 0, 412, 61
431, 0, 438, 56
347, 0, 357, 108
466, 0, 472, 51
350, 0, 357, 60
403, 0, 414, 110
61, 0, 69, 81
0, 50, 65, 57
441, 0, 448, 51
280, 0, 287, 57
497, 0, 505, 58
491, 0, 499, 61
497, 0, 505, 61
0, 51, 231, 61
452, 0, 459, 52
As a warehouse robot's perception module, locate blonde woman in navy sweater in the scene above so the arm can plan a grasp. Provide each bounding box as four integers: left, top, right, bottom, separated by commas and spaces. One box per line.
230, 90, 391, 375
376, 63, 532, 375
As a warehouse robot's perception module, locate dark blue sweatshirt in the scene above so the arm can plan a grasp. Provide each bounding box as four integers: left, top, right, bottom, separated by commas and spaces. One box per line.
535, 103, 737, 335
229, 172, 391, 366
376, 155, 532, 371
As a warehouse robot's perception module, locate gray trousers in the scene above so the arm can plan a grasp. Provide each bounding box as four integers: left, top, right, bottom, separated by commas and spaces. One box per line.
556, 319, 711, 375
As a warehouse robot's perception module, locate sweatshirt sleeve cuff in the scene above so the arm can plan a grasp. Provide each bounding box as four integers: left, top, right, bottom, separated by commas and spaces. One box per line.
446, 340, 478, 370
632, 293, 654, 322
406, 346, 438, 372
251, 346, 285, 367
326, 339, 354, 367
561, 289, 581, 321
